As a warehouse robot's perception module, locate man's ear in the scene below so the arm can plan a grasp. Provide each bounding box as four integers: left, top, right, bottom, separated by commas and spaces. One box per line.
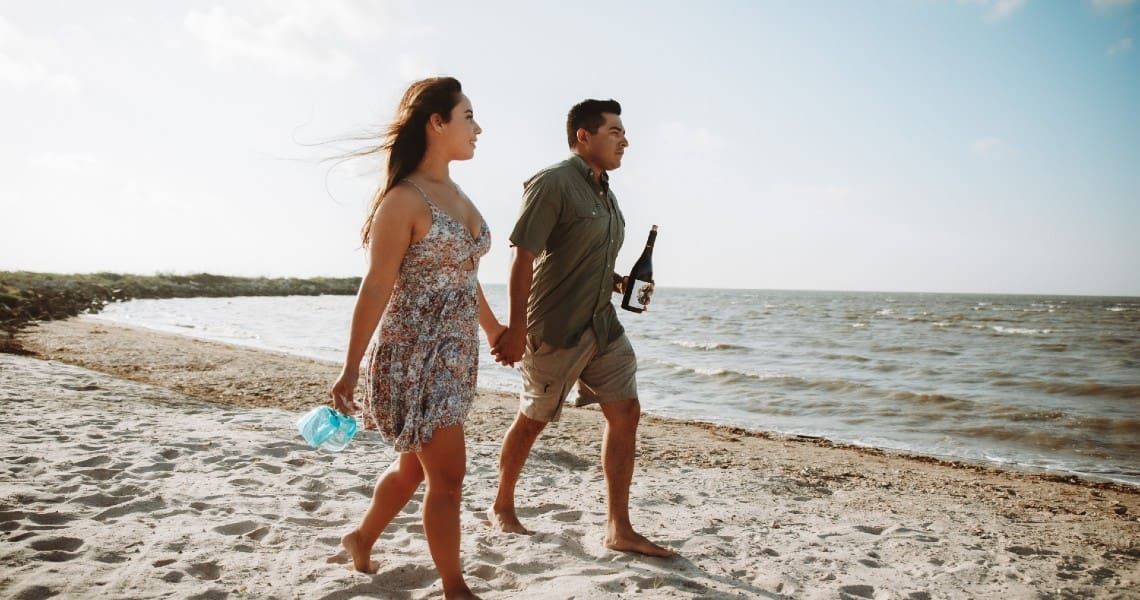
576, 127, 589, 145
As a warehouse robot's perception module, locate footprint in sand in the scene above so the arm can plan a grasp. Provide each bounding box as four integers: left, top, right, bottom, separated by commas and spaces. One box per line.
253, 462, 282, 475
244, 526, 271, 542
517, 503, 569, 518
1008, 546, 1058, 557
131, 462, 176, 474
286, 476, 329, 493
186, 561, 222, 581
227, 477, 264, 489
373, 562, 438, 588
0, 510, 28, 524
839, 584, 876, 599
71, 492, 129, 508
93, 497, 166, 521
213, 520, 262, 536
76, 468, 122, 482
28, 537, 84, 552
466, 563, 523, 590
552, 510, 583, 523
255, 443, 296, 459
32, 550, 82, 563
71, 456, 111, 468
28, 512, 77, 525
9, 584, 59, 600
93, 551, 129, 564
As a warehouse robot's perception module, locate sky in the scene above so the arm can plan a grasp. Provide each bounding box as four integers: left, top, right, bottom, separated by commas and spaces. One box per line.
2, 0, 1138, 296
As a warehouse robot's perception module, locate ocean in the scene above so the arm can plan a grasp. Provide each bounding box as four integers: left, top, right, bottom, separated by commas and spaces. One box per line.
86, 286, 1140, 486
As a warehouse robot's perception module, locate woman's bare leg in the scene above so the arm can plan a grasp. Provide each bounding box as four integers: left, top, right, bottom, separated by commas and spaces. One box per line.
416, 424, 479, 599
341, 451, 425, 572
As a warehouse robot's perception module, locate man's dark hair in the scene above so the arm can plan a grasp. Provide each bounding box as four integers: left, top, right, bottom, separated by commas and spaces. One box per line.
566, 99, 622, 149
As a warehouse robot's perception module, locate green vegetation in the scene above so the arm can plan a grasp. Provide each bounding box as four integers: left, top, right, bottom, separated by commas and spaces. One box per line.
0, 271, 359, 351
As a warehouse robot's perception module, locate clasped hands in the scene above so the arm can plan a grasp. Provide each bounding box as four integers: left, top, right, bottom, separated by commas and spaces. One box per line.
491, 325, 526, 367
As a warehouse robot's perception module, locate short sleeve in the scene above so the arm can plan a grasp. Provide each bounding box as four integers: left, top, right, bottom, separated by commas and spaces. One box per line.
509, 171, 563, 254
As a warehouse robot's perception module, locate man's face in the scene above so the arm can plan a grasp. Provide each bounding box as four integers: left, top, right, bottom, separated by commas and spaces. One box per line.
582, 113, 629, 171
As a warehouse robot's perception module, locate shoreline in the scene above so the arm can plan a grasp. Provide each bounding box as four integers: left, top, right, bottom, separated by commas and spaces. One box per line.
5, 318, 1139, 598
56, 315, 1140, 492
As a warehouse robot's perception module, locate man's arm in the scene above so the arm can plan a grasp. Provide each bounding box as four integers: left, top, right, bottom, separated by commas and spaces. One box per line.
491, 245, 535, 366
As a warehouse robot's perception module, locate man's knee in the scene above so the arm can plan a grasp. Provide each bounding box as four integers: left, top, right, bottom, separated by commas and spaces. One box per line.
511, 411, 548, 439
602, 398, 641, 428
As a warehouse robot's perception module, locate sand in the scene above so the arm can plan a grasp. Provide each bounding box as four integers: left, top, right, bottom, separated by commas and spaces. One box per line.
0, 318, 1137, 599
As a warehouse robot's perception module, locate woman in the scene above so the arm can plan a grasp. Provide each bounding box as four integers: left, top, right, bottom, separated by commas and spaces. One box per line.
330, 76, 502, 600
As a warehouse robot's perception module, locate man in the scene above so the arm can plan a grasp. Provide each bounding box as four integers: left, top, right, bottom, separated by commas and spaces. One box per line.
490, 99, 673, 558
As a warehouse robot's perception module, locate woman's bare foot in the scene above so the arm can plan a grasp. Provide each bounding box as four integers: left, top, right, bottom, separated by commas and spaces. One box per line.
488, 506, 529, 534
443, 583, 481, 599
340, 530, 378, 573
604, 530, 675, 558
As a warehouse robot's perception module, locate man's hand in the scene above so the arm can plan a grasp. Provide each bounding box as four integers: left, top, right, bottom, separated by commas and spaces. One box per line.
613, 273, 628, 295
491, 325, 527, 367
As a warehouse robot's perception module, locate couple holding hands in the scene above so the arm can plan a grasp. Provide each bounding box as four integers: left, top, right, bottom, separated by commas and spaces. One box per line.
329, 77, 671, 600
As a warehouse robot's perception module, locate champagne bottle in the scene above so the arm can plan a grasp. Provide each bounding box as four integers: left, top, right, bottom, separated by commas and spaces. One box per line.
621, 225, 657, 313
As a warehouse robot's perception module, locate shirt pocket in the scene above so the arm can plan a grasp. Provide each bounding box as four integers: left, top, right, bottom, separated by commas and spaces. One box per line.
563, 196, 605, 223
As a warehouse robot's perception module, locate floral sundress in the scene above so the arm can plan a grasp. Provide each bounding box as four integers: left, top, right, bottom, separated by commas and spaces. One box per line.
363, 180, 491, 452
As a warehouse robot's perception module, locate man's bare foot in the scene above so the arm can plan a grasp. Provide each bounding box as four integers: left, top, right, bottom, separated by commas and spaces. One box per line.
604, 530, 675, 558
488, 506, 529, 534
339, 530, 378, 573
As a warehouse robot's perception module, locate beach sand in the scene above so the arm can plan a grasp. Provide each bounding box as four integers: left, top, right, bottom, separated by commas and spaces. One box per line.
2, 319, 1137, 599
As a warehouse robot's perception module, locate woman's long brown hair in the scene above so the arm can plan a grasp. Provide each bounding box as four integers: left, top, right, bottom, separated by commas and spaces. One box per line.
354, 77, 463, 247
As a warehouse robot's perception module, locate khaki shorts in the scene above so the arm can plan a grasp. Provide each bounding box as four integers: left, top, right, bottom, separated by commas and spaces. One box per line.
518, 329, 637, 423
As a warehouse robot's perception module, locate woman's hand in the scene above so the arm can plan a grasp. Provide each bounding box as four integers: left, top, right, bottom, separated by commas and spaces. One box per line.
485, 321, 508, 348
330, 368, 360, 415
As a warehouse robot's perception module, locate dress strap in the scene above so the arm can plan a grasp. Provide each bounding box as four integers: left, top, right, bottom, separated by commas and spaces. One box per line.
401, 178, 440, 211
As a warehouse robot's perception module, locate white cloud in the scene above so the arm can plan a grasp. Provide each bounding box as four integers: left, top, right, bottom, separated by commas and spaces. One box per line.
185, 1, 427, 79
1107, 37, 1133, 56
958, 0, 1029, 22
657, 122, 723, 154
0, 16, 81, 94
972, 137, 1007, 159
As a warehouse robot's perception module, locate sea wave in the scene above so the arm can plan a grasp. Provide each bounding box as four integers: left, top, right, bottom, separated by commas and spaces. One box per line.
887, 391, 975, 410
650, 361, 871, 393
992, 326, 1051, 335
1025, 380, 1140, 400
670, 340, 748, 351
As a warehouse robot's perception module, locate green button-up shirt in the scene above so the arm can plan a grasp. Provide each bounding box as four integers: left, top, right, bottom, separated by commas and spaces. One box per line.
509, 154, 626, 350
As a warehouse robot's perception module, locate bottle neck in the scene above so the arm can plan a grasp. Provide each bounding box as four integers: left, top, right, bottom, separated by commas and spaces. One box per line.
644, 230, 657, 249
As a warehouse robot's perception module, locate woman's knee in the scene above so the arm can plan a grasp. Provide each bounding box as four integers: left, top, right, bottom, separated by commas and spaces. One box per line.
389, 454, 425, 486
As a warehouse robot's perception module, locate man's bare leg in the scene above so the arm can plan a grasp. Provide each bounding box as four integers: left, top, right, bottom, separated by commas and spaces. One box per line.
340, 451, 425, 572
490, 411, 547, 534
599, 398, 675, 558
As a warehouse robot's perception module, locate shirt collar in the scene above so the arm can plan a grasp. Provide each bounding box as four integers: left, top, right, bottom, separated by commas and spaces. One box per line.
568, 154, 609, 189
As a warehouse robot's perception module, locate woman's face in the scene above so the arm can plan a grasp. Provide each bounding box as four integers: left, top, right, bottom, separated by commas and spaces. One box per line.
439, 93, 481, 161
